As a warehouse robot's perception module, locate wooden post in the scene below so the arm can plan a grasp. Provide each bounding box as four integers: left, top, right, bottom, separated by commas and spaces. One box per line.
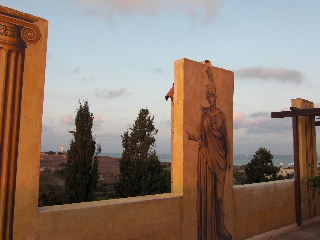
292, 116, 302, 225
272, 99, 319, 225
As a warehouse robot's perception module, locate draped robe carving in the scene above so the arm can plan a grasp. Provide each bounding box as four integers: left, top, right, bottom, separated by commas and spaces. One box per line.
187, 66, 232, 240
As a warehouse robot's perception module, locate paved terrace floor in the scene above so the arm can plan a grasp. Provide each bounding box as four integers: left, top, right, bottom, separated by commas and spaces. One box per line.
270, 221, 320, 240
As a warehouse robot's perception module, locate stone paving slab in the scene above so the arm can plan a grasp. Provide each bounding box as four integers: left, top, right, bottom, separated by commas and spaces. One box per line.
270, 222, 320, 240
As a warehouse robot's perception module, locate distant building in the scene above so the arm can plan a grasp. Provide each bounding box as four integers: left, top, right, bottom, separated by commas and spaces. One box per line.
60, 145, 65, 154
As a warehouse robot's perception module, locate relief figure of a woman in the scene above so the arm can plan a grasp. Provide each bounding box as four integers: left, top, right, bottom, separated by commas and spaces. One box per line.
187, 67, 232, 240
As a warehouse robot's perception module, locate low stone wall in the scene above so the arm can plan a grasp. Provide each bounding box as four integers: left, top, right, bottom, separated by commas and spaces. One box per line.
234, 179, 296, 240
37, 193, 182, 240
32, 178, 320, 240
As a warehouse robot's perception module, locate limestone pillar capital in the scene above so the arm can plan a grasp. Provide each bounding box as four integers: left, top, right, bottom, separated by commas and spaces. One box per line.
0, 13, 41, 46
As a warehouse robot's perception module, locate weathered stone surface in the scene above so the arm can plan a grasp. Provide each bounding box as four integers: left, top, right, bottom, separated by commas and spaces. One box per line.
0, 5, 47, 240
173, 58, 235, 239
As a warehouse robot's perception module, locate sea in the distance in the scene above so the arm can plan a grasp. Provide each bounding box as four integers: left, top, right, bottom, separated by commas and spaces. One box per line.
102, 153, 320, 167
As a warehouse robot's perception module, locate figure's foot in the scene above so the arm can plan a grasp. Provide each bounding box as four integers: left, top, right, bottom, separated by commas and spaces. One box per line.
217, 228, 232, 240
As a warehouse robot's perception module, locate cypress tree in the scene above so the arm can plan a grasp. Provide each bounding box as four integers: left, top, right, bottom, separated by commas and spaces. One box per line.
65, 101, 101, 203
116, 108, 170, 197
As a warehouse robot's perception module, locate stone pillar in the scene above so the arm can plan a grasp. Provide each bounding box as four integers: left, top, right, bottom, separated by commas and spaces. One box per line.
0, 6, 47, 240
0, 21, 25, 240
291, 98, 317, 220
172, 58, 235, 239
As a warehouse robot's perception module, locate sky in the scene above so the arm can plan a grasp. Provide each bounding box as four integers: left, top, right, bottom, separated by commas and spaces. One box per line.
2, 0, 320, 155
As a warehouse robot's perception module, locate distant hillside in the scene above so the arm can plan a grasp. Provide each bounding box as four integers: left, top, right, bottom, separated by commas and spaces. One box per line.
40, 153, 170, 183
41, 153, 120, 183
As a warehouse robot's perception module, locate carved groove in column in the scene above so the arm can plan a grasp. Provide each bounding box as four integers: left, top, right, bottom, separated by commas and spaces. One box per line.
0, 48, 24, 240
0, 46, 7, 239
1, 50, 17, 240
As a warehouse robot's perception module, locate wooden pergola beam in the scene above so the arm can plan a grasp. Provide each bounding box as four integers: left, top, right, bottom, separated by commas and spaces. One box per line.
271, 108, 320, 118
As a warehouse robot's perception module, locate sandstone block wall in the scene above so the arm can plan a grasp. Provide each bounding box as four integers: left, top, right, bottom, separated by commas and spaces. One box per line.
234, 180, 296, 240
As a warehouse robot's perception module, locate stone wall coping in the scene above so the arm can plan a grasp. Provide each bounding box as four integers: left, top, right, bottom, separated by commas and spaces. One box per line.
177, 58, 234, 74
38, 193, 182, 213
0, 5, 47, 22
233, 179, 294, 190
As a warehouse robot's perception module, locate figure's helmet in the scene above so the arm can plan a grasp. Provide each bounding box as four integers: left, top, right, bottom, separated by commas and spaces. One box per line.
205, 66, 216, 98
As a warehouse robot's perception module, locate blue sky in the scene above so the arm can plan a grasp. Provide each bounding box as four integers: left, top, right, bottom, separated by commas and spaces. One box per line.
3, 0, 320, 154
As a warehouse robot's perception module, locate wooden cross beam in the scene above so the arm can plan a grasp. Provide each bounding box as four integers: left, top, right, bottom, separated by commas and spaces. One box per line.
271, 107, 320, 118
270, 106, 320, 226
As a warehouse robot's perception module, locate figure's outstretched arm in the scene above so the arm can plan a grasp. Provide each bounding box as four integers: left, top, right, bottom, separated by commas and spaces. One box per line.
186, 131, 200, 141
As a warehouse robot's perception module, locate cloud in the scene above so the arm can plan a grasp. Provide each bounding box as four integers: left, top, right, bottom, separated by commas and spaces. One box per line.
61, 114, 103, 127
233, 112, 246, 129
81, 75, 95, 82
234, 111, 291, 134
159, 119, 171, 127
153, 67, 164, 74
236, 66, 304, 84
74, 0, 222, 21
248, 111, 269, 118
60, 114, 74, 125
95, 88, 129, 99
73, 67, 80, 74
93, 115, 103, 127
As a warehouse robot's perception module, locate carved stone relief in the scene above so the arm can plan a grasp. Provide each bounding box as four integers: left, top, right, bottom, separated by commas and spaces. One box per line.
187, 66, 232, 240
0, 13, 41, 45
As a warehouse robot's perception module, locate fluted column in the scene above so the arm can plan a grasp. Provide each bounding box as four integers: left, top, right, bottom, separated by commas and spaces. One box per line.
0, 6, 47, 240
0, 21, 25, 240
0, 8, 43, 238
